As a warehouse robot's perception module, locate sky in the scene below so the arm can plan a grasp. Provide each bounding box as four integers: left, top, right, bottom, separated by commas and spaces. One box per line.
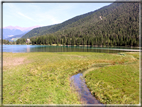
3, 2, 112, 28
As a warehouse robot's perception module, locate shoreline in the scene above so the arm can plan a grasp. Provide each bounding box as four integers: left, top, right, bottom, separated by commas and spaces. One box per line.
2, 44, 141, 48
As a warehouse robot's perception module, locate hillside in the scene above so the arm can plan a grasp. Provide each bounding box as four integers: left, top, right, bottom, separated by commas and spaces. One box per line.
2, 25, 40, 39
22, 3, 123, 39
22, 10, 96, 38
19, 2, 139, 46
5, 32, 28, 41
21, 25, 56, 38
2, 29, 24, 39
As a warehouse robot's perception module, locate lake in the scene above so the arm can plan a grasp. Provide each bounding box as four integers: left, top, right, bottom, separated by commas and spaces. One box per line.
2, 45, 140, 53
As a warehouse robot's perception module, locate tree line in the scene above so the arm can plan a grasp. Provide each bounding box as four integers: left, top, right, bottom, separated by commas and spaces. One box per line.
3, 33, 138, 47
29, 34, 139, 46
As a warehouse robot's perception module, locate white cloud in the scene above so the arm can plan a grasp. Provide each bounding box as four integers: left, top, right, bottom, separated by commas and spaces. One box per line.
8, 35, 14, 37
17, 12, 36, 22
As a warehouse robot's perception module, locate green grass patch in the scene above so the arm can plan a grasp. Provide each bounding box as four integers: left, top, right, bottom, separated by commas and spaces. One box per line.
3, 52, 139, 104
84, 53, 139, 104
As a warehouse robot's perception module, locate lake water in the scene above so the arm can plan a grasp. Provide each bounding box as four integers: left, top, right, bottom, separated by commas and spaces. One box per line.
2, 45, 140, 53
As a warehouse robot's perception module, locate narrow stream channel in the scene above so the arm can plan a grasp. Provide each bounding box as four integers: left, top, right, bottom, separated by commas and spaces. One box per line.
70, 73, 104, 106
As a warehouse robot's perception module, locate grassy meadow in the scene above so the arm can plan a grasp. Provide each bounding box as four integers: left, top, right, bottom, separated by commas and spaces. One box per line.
3, 52, 139, 104
83, 52, 139, 104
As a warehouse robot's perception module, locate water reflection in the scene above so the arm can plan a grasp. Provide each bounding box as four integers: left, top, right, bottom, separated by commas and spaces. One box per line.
26, 45, 30, 52
3, 45, 140, 53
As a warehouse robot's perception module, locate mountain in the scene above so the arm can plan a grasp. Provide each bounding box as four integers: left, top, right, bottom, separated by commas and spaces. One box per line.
5, 32, 29, 41
21, 24, 56, 39
18, 2, 139, 47
22, 11, 96, 38
2, 29, 24, 39
21, 3, 124, 39
2, 25, 40, 39
3, 25, 41, 32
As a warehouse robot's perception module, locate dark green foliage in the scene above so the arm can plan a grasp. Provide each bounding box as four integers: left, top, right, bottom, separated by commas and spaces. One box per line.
18, 3, 139, 47
16, 38, 26, 44
3, 40, 9, 44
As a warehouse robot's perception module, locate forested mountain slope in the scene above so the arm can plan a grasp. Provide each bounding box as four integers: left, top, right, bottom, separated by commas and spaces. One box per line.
22, 10, 95, 38
21, 24, 56, 38
22, 3, 123, 39
19, 3, 139, 46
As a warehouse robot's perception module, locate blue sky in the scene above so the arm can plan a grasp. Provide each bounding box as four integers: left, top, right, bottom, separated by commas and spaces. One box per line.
3, 3, 112, 27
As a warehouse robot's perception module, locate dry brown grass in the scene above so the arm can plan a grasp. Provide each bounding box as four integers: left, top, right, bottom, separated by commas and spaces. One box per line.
3, 57, 26, 66
3, 53, 31, 70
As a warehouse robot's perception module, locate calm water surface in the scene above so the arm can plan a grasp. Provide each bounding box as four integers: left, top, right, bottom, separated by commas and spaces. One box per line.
2, 45, 140, 53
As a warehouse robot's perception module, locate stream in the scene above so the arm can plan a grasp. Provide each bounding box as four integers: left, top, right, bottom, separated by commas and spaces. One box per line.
70, 72, 104, 106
